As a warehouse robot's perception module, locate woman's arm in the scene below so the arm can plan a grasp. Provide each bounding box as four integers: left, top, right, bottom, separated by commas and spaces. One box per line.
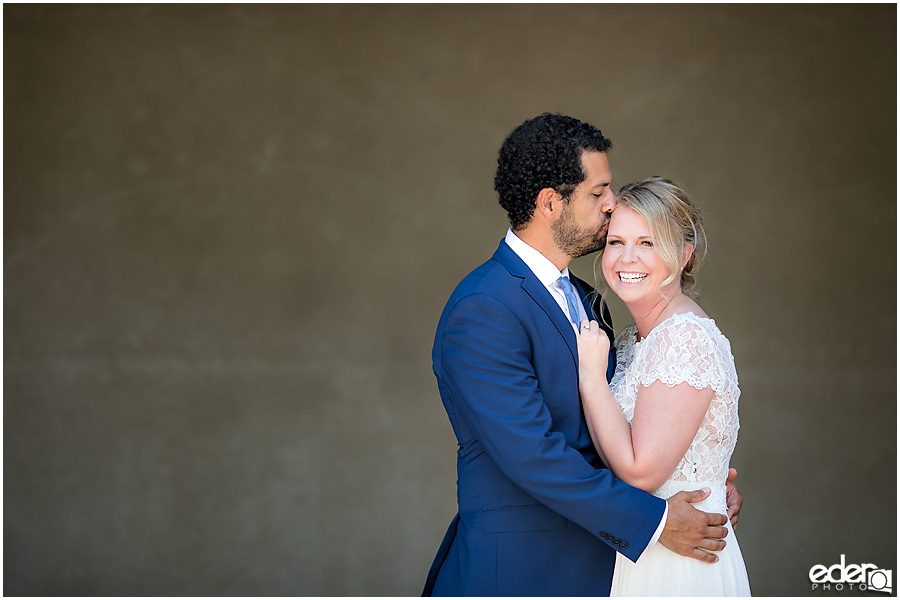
577, 321, 713, 492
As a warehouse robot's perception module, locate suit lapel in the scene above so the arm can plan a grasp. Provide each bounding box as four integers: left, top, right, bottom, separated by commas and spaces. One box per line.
570, 274, 617, 382
569, 276, 613, 338
492, 241, 579, 363
520, 276, 579, 363
575, 279, 598, 323
492, 240, 618, 381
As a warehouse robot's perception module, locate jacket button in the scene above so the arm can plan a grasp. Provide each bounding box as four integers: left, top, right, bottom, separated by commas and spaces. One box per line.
613, 538, 621, 546
600, 531, 609, 539
620, 542, 628, 550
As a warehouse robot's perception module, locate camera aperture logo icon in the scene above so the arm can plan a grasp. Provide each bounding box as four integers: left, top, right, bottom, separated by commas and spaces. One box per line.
809, 554, 892, 593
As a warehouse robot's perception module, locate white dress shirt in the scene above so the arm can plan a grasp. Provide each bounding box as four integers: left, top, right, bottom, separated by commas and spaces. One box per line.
503, 228, 668, 552
503, 229, 589, 326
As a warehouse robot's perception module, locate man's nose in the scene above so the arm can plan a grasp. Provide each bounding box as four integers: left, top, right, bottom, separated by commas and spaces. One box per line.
601, 190, 617, 213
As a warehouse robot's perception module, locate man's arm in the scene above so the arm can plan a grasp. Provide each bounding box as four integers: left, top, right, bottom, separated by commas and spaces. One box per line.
439, 293, 665, 561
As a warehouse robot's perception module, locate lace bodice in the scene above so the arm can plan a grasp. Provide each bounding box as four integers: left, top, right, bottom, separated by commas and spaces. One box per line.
609, 313, 740, 513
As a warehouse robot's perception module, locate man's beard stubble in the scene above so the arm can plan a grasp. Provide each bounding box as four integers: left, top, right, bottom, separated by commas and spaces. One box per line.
552, 203, 608, 259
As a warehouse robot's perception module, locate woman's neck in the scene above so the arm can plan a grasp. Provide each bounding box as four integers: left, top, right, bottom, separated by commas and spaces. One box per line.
630, 290, 689, 341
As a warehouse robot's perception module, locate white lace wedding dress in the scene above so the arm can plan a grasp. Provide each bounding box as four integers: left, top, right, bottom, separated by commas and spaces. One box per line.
609, 312, 751, 596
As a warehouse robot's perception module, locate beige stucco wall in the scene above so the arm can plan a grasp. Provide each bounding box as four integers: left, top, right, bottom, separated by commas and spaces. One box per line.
5, 4, 895, 595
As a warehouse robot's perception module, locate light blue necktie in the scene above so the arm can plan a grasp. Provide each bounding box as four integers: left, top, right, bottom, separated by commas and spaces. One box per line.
557, 275, 583, 326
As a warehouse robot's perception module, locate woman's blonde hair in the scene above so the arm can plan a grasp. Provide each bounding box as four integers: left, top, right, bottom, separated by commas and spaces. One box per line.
605, 176, 707, 299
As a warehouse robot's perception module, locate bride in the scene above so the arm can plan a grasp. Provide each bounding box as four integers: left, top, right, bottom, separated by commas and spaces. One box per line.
576, 177, 752, 596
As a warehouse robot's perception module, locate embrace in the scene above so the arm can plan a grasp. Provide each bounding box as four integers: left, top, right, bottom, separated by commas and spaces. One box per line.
422, 114, 751, 596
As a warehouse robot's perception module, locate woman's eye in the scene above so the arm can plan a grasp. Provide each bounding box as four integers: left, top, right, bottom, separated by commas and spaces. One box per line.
641, 240, 654, 247
607, 239, 622, 246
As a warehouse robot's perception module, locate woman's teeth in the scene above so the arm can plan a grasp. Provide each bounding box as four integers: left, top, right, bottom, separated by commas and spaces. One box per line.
618, 272, 647, 283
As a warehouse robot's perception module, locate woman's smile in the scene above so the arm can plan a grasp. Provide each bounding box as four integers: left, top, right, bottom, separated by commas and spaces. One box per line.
616, 271, 648, 284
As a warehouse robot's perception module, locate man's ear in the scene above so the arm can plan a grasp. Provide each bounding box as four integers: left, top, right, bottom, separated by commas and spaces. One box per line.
534, 187, 560, 221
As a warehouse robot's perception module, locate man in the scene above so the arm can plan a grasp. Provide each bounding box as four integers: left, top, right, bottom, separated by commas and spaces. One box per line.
423, 113, 742, 596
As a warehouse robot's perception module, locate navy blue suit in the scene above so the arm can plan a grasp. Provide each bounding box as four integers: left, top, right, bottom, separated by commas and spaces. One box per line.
423, 240, 666, 596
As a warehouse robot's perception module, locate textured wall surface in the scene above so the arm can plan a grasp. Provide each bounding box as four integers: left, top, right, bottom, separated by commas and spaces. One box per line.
5, 4, 895, 596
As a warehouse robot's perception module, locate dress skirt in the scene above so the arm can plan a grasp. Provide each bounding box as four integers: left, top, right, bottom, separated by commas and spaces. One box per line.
611, 519, 751, 596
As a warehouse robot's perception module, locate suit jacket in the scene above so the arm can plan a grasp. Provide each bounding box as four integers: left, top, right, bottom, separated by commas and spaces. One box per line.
423, 240, 666, 597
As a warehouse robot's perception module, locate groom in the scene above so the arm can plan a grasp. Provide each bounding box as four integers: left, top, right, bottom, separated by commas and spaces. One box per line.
423, 113, 741, 596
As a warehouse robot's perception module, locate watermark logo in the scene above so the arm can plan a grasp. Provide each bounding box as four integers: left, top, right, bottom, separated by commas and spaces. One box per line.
810, 554, 892, 593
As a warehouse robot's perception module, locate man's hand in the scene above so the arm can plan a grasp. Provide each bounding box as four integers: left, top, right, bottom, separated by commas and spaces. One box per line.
725, 467, 743, 530
658, 488, 728, 564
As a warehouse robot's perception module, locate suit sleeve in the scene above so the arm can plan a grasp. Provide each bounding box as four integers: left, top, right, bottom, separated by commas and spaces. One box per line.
439, 293, 665, 561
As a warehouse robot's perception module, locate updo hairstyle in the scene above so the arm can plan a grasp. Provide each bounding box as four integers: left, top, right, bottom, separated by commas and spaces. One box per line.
613, 176, 708, 298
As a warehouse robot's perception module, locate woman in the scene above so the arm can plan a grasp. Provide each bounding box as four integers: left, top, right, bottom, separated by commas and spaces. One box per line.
576, 177, 751, 596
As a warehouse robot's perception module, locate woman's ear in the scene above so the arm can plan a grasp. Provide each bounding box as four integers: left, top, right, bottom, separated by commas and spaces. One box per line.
682, 244, 694, 269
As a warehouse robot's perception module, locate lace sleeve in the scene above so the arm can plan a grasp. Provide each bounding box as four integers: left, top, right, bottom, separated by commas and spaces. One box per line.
634, 315, 732, 396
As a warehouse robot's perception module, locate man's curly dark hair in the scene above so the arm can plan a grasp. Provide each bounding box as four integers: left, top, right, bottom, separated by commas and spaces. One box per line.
494, 113, 612, 230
